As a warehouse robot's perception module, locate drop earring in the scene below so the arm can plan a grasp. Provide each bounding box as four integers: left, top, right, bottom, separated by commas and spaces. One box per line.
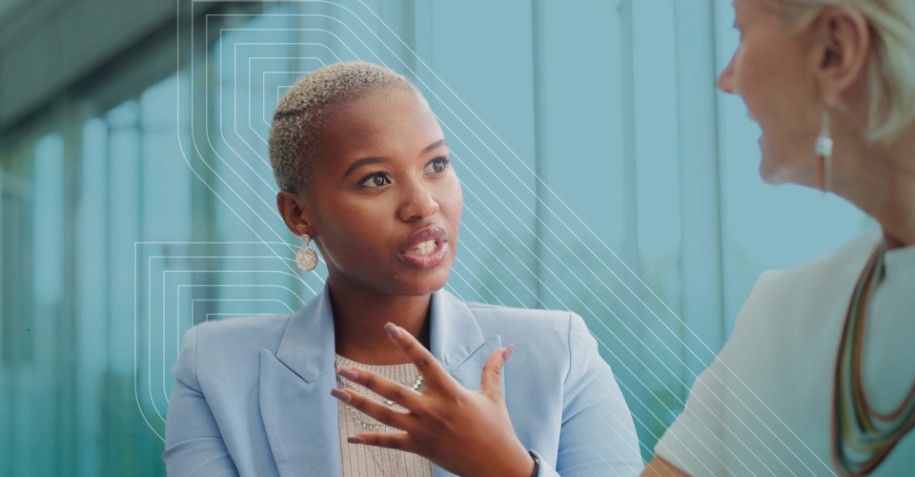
295, 234, 318, 271
815, 109, 833, 194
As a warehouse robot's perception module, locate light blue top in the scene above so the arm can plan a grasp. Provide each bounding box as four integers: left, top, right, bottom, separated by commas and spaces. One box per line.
164, 286, 642, 476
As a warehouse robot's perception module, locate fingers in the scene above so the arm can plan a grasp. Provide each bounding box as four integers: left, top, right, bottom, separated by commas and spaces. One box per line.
384, 323, 459, 392
331, 386, 415, 432
336, 366, 424, 411
480, 344, 513, 398
348, 432, 419, 454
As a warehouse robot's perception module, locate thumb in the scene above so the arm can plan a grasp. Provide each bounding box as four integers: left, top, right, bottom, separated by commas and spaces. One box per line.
481, 344, 513, 398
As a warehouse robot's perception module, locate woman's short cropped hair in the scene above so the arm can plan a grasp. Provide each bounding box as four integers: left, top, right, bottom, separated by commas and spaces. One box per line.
773, 0, 915, 143
269, 61, 415, 193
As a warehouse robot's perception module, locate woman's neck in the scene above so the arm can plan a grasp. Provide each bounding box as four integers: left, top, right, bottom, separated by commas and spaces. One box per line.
834, 130, 915, 250
328, 279, 432, 365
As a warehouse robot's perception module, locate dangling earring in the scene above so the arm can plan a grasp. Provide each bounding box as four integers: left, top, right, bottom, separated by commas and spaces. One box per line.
295, 233, 318, 271
815, 109, 833, 194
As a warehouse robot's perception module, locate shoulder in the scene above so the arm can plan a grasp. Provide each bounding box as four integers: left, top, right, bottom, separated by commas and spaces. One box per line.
177, 314, 293, 379
191, 313, 291, 352
461, 301, 593, 352
461, 301, 596, 369
720, 232, 881, 372
750, 231, 880, 299
464, 301, 579, 333
738, 231, 880, 327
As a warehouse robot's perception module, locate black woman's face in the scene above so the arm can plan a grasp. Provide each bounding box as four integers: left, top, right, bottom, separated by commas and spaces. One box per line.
304, 86, 462, 297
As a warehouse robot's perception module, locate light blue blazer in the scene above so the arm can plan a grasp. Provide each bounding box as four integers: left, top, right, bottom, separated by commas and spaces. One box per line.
163, 287, 642, 476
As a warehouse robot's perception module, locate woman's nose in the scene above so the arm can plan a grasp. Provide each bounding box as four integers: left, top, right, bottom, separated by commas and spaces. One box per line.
718, 58, 737, 94
398, 181, 439, 222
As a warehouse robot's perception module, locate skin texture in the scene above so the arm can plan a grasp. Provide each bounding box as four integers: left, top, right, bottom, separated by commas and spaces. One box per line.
718, 0, 915, 249
647, 0, 915, 474
333, 325, 535, 477
642, 457, 689, 477
276, 85, 535, 476
718, 0, 824, 187
278, 85, 462, 364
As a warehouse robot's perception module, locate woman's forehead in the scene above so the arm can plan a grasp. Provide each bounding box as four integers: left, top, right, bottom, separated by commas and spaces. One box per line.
313, 88, 441, 160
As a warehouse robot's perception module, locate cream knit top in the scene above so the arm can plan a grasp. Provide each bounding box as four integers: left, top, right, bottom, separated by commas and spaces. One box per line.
336, 355, 434, 477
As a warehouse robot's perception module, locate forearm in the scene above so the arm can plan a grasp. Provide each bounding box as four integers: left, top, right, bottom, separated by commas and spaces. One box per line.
641, 457, 690, 477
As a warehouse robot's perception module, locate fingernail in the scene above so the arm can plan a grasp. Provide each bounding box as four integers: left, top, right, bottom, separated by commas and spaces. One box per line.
330, 388, 351, 403
503, 344, 515, 363
347, 436, 366, 444
337, 367, 358, 381
384, 322, 401, 339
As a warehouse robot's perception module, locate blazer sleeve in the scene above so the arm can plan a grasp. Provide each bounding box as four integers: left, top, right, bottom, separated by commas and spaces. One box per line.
537, 313, 644, 477
163, 326, 240, 477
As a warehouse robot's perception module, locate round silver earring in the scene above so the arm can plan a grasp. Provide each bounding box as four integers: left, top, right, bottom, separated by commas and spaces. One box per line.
815, 109, 833, 194
295, 234, 318, 272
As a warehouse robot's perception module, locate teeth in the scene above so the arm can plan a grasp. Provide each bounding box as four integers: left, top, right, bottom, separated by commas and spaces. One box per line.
410, 240, 436, 255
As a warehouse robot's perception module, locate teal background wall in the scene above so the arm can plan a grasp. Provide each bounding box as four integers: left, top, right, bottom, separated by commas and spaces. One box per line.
0, 0, 874, 474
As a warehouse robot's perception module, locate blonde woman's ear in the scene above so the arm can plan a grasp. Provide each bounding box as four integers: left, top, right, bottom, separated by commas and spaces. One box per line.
814, 6, 871, 101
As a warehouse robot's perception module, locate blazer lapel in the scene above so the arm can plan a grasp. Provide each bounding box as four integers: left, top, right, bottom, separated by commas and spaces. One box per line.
259, 288, 341, 477
430, 289, 503, 386
258, 288, 502, 477
429, 290, 502, 477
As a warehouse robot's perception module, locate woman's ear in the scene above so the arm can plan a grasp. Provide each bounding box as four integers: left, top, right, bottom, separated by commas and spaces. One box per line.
277, 191, 314, 237
812, 6, 871, 104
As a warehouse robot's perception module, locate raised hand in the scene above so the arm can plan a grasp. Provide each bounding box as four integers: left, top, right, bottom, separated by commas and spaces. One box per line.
330, 322, 537, 477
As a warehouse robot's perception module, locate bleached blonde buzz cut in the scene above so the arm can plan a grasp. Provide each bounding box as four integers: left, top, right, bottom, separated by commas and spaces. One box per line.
269, 61, 415, 193
772, 0, 915, 144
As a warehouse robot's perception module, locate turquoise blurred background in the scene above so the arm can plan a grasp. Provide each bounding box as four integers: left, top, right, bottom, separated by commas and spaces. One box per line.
0, 0, 874, 475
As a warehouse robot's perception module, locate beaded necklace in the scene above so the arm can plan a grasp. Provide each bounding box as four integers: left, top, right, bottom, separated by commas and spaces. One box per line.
335, 356, 429, 477
831, 244, 915, 476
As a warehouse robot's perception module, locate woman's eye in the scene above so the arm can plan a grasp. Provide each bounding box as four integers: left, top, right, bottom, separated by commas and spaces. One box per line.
424, 157, 450, 175
359, 173, 391, 188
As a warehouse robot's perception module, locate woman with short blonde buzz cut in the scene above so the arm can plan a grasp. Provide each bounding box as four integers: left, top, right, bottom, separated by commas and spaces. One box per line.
642, 0, 915, 475
163, 61, 642, 477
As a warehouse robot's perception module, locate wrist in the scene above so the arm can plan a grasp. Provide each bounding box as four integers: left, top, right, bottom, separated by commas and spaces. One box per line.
492, 445, 537, 477
527, 451, 540, 477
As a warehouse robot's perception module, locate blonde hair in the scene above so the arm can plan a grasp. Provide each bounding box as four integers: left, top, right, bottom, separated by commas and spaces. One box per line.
269, 61, 414, 193
773, 0, 915, 143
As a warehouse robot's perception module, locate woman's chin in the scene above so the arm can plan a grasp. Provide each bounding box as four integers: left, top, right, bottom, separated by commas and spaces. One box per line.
758, 153, 806, 186
393, 265, 453, 297
759, 160, 823, 190
758, 161, 786, 185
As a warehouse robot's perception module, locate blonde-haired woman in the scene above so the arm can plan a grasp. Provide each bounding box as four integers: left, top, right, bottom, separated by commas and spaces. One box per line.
643, 0, 915, 475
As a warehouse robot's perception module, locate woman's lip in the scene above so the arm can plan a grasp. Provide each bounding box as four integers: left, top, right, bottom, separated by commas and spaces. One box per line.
400, 225, 448, 253
400, 225, 449, 270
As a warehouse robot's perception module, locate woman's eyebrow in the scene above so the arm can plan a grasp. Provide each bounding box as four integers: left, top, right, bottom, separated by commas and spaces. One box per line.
343, 157, 385, 178
423, 138, 447, 154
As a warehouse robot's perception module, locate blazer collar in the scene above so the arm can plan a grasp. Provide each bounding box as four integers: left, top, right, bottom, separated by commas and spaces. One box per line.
274, 285, 336, 383
429, 288, 489, 369
266, 285, 498, 477
274, 285, 492, 379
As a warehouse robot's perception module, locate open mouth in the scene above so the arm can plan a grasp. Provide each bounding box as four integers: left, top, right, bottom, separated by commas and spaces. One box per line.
409, 240, 437, 256
400, 226, 449, 269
